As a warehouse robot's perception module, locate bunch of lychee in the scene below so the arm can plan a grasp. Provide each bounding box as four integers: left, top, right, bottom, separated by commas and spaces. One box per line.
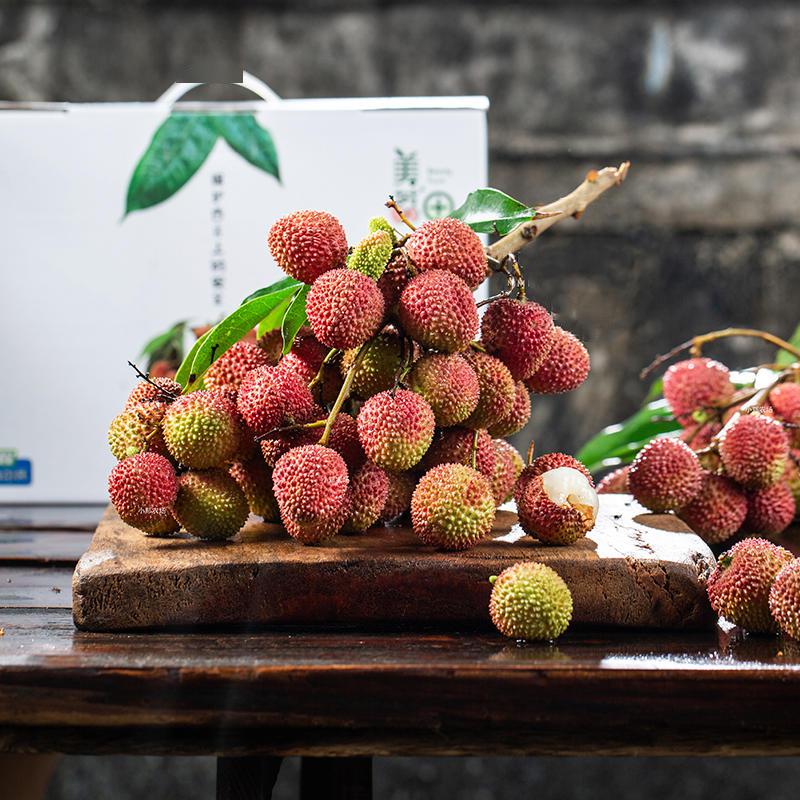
600, 356, 799, 547
107, 207, 597, 554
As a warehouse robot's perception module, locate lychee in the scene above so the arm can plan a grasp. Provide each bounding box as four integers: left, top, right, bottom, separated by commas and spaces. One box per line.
405, 216, 487, 289
357, 389, 435, 471
173, 468, 249, 540
678, 473, 747, 544
410, 463, 496, 550
783, 453, 800, 508
706, 537, 794, 633
489, 562, 573, 641
276, 328, 328, 385
462, 351, 516, 430
342, 462, 390, 533
480, 299, 555, 380
628, 437, 702, 512
108, 401, 170, 461
490, 439, 524, 506
162, 390, 242, 468
255, 328, 284, 364
267, 210, 348, 284
596, 465, 630, 494
422, 427, 497, 479
769, 560, 800, 640
408, 353, 480, 427
237, 364, 317, 436
324, 412, 367, 474
679, 421, 722, 451
108, 453, 178, 535
272, 444, 350, 544
745, 482, 796, 536
306, 268, 385, 350
347, 229, 393, 280
719, 413, 789, 488
397, 270, 478, 353
517, 466, 599, 545
260, 424, 321, 469
341, 329, 404, 400
377, 250, 411, 310
125, 377, 181, 409
487, 381, 531, 438
529, 453, 594, 486
769, 382, 800, 446
524, 327, 590, 395
230, 456, 279, 522
663, 357, 734, 425
379, 470, 417, 523
204, 341, 272, 392
368, 216, 396, 243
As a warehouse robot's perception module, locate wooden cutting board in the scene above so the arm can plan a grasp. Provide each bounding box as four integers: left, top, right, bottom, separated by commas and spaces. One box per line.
72, 495, 716, 632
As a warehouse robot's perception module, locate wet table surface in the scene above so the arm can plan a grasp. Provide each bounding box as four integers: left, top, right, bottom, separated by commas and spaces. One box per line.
1, 505, 800, 758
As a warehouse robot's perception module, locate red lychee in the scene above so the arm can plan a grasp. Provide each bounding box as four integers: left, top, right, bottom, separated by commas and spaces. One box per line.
462, 351, 516, 430
745, 482, 796, 536
237, 364, 317, 436
719, 412, 789, 488
524, 326, 590, 395
108, 453, 178, 535
678, 473, 747, 544
487, 381, 532, 438
422, 426, 497, 479
408, 353, 480, 427
769, 560, 800, 640
628, 437, 702, 512
663, 357, 734, 425
204, 341, 272, 392
596, 465, 630, 494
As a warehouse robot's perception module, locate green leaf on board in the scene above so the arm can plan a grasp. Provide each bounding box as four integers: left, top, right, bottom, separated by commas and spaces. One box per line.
450, 188, 537, 235
124, 114, 218, 216
775, 322, 800, 366
213, 114, 281, 182
280, 285, 310, 354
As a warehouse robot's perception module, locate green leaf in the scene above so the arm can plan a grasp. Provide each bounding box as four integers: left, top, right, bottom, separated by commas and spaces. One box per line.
241, 276, 301, 305
125, 114, 218, 216
576, 400, 682, 473
140, 320, 187, 371
213, 114, 280, 182
450, 188, 537, 235
280, 285, 310, 354
775, 322, 800, 366
178, 284, 300, 391
257, 296, 294, 337
643, 377, 664, 403
174, 327, 213, 389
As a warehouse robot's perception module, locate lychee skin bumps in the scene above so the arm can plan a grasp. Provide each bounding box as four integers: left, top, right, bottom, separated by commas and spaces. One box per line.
489, 562, 572, 641
405, 216, 488, 290
663, 357, 734, 424
342, 462, 390, 533
411, 463, 496, 551
745, 482, 796, 536
596, 466, 630, 494
524, 327, 590, 395
628, 437, 702, 512
108, 453, 178, 535
230, 456, 279, 522
379, 471, 416, 523
273, 445, 350, 544
268, 210, 347, 284
769, 560, 800, 640
347, 229, 393, 280
398, 270, 478, 354
490, 439, 524, 506
462, 352, 516, 431
204, 341, 272, 392
125, 377, 181, 409
422, 427, 497, 479
341, 329, 404, 400
237, 365, 317, 436
487, 381, 531, 438
719, 413, 789, 489
480, 299, 554, 380
706, 537, 794, 634
162, 391, 242, 469
677, 474, 747, 544
173, 469, 249, 540
306, 268, 385, 350
357, 389, 435, 472
408, 353, 480, 427
108, 401, 169, 461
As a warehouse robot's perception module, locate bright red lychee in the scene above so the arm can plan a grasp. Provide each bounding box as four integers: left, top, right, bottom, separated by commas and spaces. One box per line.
236, 364, 317, 436
663, 357, 734, 425
628, 437, 702, 512
678, 473, 747, 544
719, 413, 790, 489
769, 560, 800, 640
462, 351, 516, 430
108, 453, 179, 535
745, 482, 796, 536
524, 326, 590, 395
422, 427, 497, 479
204, 341, 272, 392
487, 381, 532, 438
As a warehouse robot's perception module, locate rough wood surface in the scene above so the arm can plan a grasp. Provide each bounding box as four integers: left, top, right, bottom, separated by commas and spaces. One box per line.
72, 496, 715, 632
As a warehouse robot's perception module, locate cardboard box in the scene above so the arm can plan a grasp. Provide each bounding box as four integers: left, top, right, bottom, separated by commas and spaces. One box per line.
0, 78, 488, 502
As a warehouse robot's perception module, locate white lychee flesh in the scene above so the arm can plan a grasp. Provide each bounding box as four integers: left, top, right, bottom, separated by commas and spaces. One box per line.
541, 467, 599, 525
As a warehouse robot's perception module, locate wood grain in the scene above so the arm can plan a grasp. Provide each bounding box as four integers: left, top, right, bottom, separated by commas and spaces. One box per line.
72, 496, 715, 632
0, 531, 92, 566
0, 506, 103, 532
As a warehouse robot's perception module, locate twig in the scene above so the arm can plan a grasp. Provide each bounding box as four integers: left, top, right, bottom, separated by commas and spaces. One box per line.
318, 341, 369, 446
127, 361, 179, 401
386, 196, 417, 231
487, 162, 630, 261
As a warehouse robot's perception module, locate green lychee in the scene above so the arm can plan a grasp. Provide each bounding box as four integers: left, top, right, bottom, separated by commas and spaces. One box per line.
173, 468, 249, 540
347, 229, 393, 280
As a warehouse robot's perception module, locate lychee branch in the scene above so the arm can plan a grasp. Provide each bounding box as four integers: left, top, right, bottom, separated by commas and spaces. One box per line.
487, 162, 631, 261
318, 341, 369, 447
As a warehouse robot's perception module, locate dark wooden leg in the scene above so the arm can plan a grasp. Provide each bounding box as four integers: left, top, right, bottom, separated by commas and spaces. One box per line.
300, 757, 372, 800
216, 756, 283, 800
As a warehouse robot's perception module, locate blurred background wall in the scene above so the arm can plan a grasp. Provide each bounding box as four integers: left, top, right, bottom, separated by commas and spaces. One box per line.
2, 0, 799, 797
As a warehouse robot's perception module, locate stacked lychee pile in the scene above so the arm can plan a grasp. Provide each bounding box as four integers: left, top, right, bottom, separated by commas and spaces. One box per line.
107, 208, 598, 556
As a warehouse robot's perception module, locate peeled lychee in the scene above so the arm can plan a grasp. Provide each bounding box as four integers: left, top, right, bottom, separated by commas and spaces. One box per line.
357, 389, 435, 471
745, 482, 796, 536
462, 351, 516, 430
596, 465, 630, 494
529, 453, 594, 486
487, 381, 531, 438
719, 413, 789, 488
342, 462, 390, 533
422, 427, 497, 479
706, 537, 793, 633
237, 364, 317, 436
408, 353, 480, 427
230, 456, 279, 522
173, 468, 249, 540
108, 453, 178, 535
341, 329, 404, 400
489, 562, 573, 641
524, 327, 590, 395
306, 268, 385, 350
411, 463, 496, 551
379, 471, 416, 523
769, 560, 800, 640
678, 473, 747, 544
268, 210, 348, 284
404, 216, 488, 289
663, 357, 734, 425
273, 444, 350, 544
518, 466, 599, 545
398, 270, 478, 353
628, 437, 702, 512
204, 341, 272, 392
490, 439, 524, 506
480, 299, 555, 380
347, 229, 393, 280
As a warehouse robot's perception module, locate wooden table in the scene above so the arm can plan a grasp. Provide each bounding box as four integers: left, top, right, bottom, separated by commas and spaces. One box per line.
2, 506, 800, 799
